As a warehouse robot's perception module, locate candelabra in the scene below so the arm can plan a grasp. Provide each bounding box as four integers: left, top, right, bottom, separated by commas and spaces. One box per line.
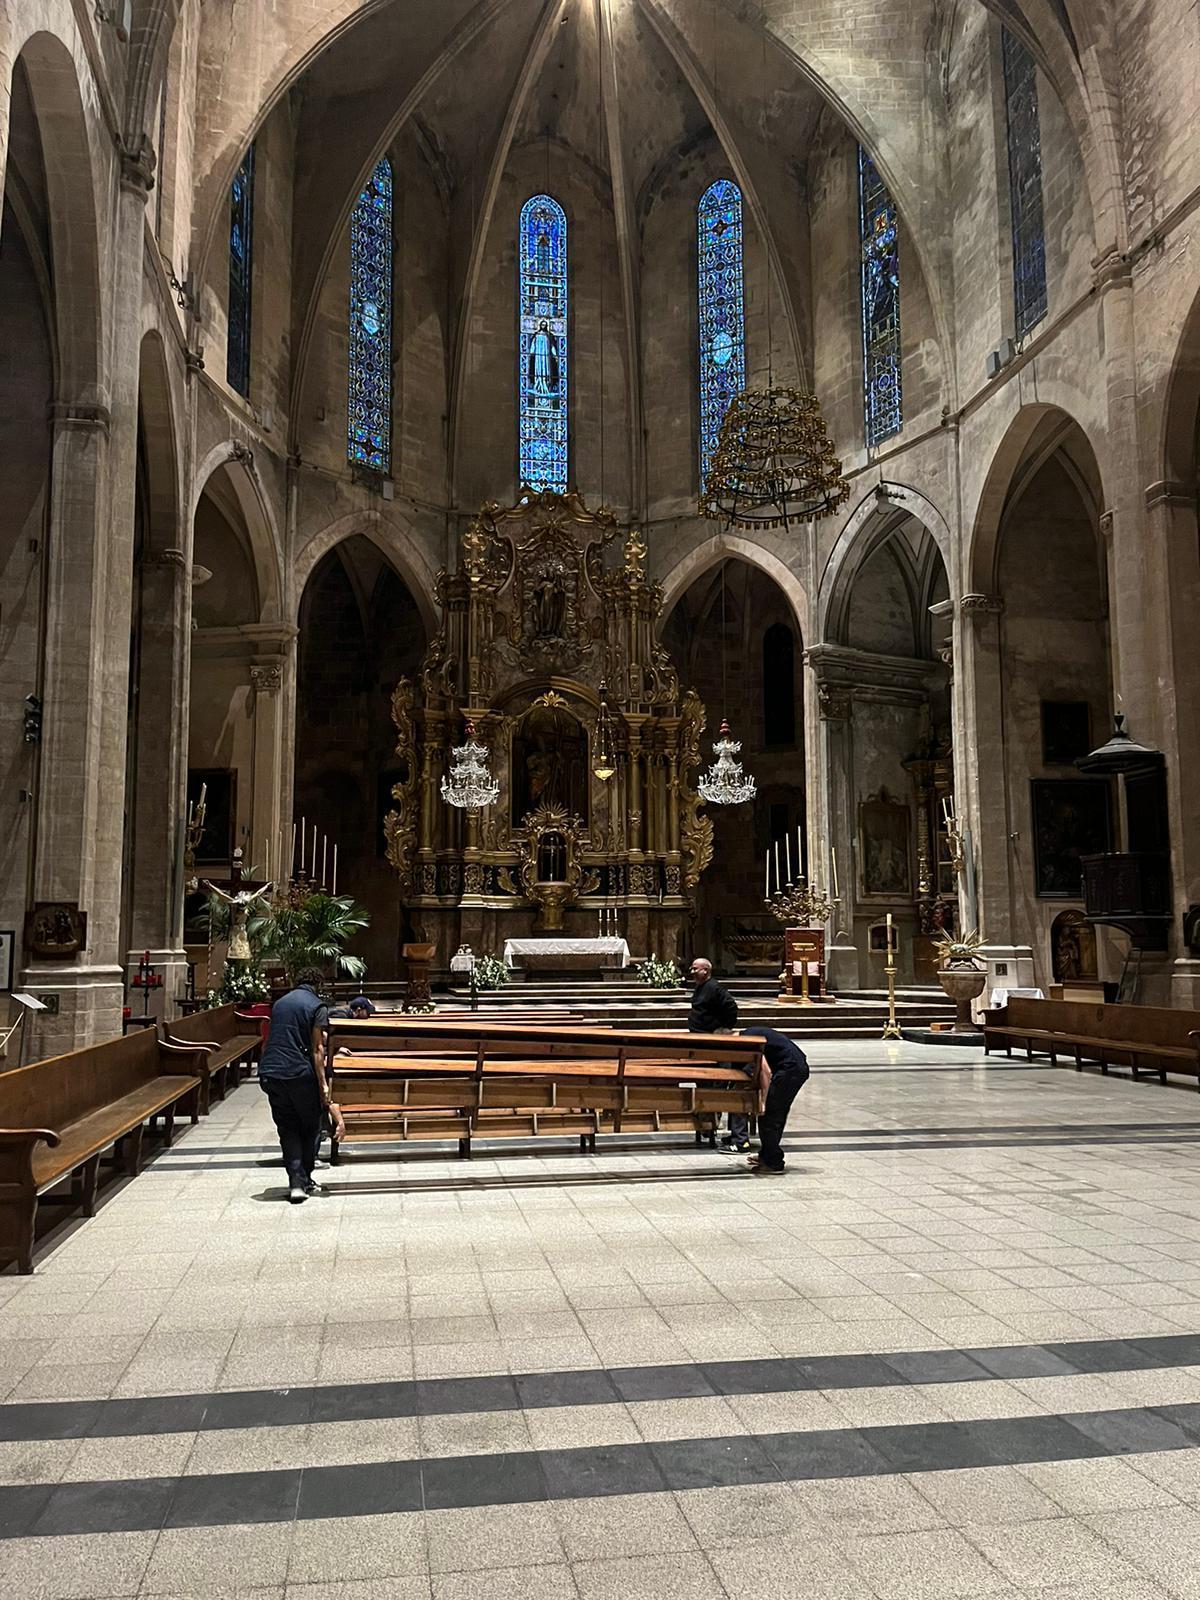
765, 877, 838, 928
882, 919, 903, 1041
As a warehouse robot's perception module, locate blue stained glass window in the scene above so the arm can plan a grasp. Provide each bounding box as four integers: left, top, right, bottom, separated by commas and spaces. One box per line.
858, 147, 902, 449
227, 144, 255, 397
697, 179, 746, 491
1002, 28, 1048, 340
519, 195, 568, 493
348, 158, 394, 474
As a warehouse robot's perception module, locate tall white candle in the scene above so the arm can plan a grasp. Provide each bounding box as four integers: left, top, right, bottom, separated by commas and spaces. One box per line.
831, 846, 840, 899
299, 817, 306, 873
785, 835, 792, 884
886, 911, 894, 954
322, 835, 328, 888
774, 841, 781, 894
798, 824, 805, 881
332, 844, 338, 897
765, 850, 770, 900
291, 823, 297, 875
312, 824, 318, 880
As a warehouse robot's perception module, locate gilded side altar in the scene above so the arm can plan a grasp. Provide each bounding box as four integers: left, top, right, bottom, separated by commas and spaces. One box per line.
383, 491, 712, 968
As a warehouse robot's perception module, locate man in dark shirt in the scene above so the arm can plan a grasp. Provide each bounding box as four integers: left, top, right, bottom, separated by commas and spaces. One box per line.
742, 1027, 810, 1175
687, 958, 749, 1151
258, 967, 330, 1203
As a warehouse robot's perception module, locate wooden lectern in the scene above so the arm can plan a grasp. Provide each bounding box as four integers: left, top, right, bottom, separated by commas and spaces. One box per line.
402, 943, 437, 1011
779, 927, 831, 1004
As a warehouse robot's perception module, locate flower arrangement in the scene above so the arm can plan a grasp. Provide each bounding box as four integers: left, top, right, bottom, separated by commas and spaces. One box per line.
933, 928, 986, 970
404, 1001, 438, 1016
638, 953, 683, 989
204, 966, 269, 1008
474, 953, 510, 990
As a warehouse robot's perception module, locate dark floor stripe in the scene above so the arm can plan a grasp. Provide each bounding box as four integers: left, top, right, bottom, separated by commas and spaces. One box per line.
4, 1333, 1200, 1445
6, 1401, 1200, 1538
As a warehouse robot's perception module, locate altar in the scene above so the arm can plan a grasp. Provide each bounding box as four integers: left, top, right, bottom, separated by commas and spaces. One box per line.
382, 490, 713, 975
503, 937, 631, 972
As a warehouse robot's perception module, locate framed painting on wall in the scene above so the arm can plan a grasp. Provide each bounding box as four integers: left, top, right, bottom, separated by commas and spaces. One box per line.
1031, 778, 1113, 900
858, 789, 913, 900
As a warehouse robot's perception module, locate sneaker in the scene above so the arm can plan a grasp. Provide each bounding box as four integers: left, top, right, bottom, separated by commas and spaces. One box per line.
312, 1158, 330, 1171
287, 1185, 307, 1204
720, 1136, 752, 1153
304, 1180, 320, 1195
750, 1162, 786, 1177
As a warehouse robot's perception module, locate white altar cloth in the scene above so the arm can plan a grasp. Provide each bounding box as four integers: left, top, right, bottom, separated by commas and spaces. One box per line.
503, 937, 632, 969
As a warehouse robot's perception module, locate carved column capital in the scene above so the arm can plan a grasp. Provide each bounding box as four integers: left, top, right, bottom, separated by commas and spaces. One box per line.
119, 136, 157, 197
959, 593, 1005, 618
250, 663, 284, 696
818, 686, 853, 722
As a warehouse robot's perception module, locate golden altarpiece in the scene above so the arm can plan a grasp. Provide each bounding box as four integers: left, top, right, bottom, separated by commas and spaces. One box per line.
383, 492, 713, 968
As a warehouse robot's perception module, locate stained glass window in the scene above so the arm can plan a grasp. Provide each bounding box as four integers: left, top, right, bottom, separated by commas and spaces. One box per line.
697, 179, 746, 492
519, 195, 568, 492
858, 147, 902, 449
1002, 28, 1048, 340
227, 143, 255, 398
348, 158, 394, 474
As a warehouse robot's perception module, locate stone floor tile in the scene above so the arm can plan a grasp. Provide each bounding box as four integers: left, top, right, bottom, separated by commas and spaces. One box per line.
570, 1551, 723, 1600
552, 1491, 699, 1562
285, 1511, 428, 1584
0, 1529, 156, 1598
911, 1464, 1063, 1526
841, 1526, 1012, 1597
1019, 1455, 1184, 1514
287, 1583, 430, 1600
431, 1569, 575, 1600
706, 1533, 880, 1599
965, 1515, 1149, 1589
143, 1524, 292, 1594
426, 1503, 566, 1573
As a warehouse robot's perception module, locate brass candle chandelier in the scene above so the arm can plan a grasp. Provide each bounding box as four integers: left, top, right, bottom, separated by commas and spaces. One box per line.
700, 386, 850, 530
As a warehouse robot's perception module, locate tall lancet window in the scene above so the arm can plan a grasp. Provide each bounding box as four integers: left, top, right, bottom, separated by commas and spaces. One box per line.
519, 195, 568, 493
858, 147, 902, 449
348, 157, 394, 474
697, 179, 746, 492
227, 143, 256, 397
1002, 28, 1048, 339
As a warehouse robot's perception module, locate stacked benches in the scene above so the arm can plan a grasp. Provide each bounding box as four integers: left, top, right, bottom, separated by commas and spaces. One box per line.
164, 1002, 262, 1111
0, 1028, 204, 1273
327, 1017, 761, 1159
984, 996, 1200, 1088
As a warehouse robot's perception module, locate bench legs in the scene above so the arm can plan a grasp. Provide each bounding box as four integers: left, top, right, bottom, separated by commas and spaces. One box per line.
123, 1124, 145, 1176
17, 1202, 36, 1276
79, 1155, 100, 1219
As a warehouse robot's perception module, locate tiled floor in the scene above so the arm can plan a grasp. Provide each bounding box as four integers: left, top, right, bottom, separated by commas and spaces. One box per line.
5, 1040, 1200, 1595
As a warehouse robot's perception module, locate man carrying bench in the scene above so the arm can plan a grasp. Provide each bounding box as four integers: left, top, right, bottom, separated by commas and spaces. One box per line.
258, 968, 332, 1203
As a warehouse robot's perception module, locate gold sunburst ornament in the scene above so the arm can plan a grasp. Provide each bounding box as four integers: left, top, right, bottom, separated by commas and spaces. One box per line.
700, 387, 851, 529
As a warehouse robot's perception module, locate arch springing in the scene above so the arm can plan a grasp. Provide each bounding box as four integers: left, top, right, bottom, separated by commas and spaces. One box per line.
348, 158, 394, 475
1002, 28, 1048, 340
519, 195, 568, 493
698, 179, 746, 492
858, 148, 902, 449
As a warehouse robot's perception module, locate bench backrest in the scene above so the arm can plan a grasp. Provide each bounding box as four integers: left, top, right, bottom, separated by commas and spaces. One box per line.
329, 1017, 763, 1070
1000, 997, 1200, 1047
0, 1027, 179, 1131
168, 1003, 240, 1046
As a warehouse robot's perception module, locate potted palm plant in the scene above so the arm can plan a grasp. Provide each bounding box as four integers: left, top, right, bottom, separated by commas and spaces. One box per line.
251, 892, 370, 987
932, 928, 988, 1034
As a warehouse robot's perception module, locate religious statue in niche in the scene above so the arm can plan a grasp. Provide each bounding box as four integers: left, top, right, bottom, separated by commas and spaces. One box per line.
532, 572, 567, 639
508, 522, 591, 668
512, 698, 589, 828
528, 321, 561, 397
1051, 908, 1099, 984
24, 902, 87, 959
513, 804, 598, 932
203, 879, 273, 961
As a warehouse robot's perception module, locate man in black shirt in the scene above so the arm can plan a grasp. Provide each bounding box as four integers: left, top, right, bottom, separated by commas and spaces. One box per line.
258, 968, 330, 1203
687, 958, 749, 1151
742, 1027, 810, 1175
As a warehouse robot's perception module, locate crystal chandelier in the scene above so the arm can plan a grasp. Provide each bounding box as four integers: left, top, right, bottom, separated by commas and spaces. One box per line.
441, 720, 499, 810
699, 718, 757, 807
700, 387, 850, 530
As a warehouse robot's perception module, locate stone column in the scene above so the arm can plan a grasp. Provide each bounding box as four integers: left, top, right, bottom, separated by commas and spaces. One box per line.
125, 547, 191, 1017
815, 683, 860, 991
22, 147, 155, 1051
249, 654, 291, 887
959, 594, 1036, 993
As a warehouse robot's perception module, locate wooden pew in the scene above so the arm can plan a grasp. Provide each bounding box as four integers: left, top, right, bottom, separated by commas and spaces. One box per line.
164, 1002, 262, 1112
0, 1028, 204, 1272
328, 1019, 762, 1159
984, 997, 1200, 1087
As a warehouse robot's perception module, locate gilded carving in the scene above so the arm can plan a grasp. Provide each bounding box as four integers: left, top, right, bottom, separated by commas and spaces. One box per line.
382, 679, 419, 896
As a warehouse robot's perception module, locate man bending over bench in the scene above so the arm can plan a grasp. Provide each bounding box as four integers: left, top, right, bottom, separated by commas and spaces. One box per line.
741, 1028, 810, 1175
259, 967, 331, 1203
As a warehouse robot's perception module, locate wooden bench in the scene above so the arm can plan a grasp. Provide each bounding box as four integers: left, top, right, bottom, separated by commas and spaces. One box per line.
164, 1002, 262, 1112
328, 1019, 762, 1159
984, 997, 1200, 1088
0, 1028, 204, 1272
